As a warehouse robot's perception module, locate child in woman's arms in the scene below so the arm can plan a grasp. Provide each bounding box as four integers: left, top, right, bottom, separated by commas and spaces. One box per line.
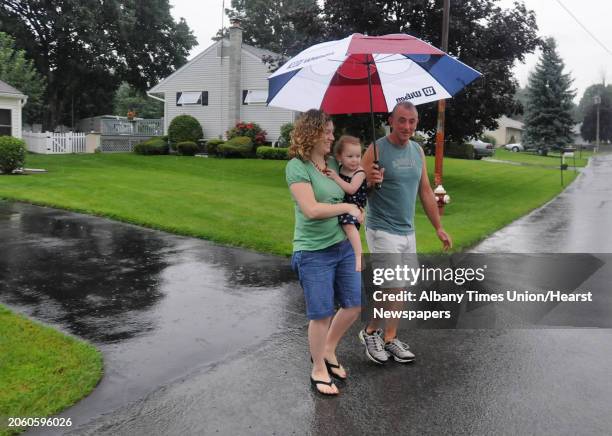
325, 135, 367, 271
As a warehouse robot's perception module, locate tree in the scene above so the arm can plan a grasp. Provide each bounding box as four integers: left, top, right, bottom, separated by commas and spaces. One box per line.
223, 0, 540, 142
0, 31, 45, 124
0, 0, 196, 129
113, 82, 163, 119
577, 83, 612, 123
580, 84, 612, 142
220, 0, 324, 67
322, 0, 540, 142
523, 38, 575, 148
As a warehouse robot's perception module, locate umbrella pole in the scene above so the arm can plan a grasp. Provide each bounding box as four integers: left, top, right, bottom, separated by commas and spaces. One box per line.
366, 58, 382, 189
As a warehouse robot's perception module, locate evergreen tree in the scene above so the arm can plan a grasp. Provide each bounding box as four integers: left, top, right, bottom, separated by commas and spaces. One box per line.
523, 38, 575, 148
0, 32, 45, 124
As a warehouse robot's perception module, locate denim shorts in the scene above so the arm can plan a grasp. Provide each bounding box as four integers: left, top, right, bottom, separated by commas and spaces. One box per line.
291, 239, 362, 320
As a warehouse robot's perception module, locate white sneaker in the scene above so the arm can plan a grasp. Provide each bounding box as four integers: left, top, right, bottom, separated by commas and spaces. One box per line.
384, 338, 415, 363
358, 328, 389, 364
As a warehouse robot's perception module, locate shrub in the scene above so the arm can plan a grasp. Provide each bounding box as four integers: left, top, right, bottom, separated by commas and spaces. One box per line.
205, 138, 225, 155
133, 137, 169, 155
218, 143, 252, 158
256, 146, 289, 160
226, 121, 267, 146
279, 122, 294, 147
444, 142, 475, 160
177, 141, 198, 156
0, 136, 26, 174
481, 134, 497, 146
168, 115, 203, 149
218, 137, 254, 158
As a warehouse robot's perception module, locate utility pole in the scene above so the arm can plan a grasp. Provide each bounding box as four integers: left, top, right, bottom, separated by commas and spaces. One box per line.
594, 94, 601, 153
434, 0, 450, 214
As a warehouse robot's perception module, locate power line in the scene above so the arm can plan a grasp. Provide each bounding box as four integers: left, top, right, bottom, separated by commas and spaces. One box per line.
554, 0, 612, 57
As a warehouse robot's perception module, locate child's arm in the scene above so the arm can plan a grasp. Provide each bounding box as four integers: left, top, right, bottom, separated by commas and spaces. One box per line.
325, 168, 366, 195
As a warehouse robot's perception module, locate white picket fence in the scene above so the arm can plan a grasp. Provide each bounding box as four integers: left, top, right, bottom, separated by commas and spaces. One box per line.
23, 131, 87, 154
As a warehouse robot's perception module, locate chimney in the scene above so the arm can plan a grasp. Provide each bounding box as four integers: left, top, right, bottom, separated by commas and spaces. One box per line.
228, 18, 242, 132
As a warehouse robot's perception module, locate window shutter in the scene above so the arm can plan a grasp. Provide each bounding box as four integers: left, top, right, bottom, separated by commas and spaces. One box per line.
202, 91, 208, 106
242, 90, 248, 105
176, 92, 182, 106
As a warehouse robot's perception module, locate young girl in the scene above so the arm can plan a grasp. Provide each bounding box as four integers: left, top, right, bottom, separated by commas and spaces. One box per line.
326, 135, 368, 271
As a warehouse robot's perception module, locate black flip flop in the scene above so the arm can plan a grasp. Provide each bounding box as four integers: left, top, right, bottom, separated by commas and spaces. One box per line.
324, 359, 348, 380
310, 377, 338, 396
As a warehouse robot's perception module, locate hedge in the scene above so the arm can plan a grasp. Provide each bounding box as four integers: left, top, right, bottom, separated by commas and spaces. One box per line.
205, 138, 225, 155
168, 115, 203, 149
218, 137, 254, 158
0, 136, 26, 174
177, 141, 198, 156
445, 142, 475, 160
256, 146, 289, 160
133, 137, 169, 155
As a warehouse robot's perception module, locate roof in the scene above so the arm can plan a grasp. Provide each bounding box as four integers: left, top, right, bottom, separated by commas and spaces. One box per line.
148, 40, 284, 93
499, 115, 524, 130
242, 43, 282, 60
0, 79, 26, 98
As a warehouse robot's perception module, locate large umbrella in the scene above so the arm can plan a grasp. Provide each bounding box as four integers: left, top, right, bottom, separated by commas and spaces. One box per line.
267, 33, 481, 165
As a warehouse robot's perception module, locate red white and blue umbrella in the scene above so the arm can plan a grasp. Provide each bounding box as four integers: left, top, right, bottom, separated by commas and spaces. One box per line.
267, 33, 481, 114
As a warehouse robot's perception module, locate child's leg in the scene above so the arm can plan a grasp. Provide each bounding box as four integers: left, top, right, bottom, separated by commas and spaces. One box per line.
342, 224, 362, 271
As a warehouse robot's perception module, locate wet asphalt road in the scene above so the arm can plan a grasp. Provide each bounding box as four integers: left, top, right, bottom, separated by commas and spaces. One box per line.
1, 151, 611, 435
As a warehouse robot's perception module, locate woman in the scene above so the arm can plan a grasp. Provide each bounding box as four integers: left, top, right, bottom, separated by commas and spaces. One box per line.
286, 109, 362, 395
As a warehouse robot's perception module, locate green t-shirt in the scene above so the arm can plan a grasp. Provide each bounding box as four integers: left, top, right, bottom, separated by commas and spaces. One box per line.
285, 157, 346, 252
366, 137, 423, 235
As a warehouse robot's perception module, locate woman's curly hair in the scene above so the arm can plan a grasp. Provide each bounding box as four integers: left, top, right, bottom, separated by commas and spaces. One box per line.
289, 109, 331, 160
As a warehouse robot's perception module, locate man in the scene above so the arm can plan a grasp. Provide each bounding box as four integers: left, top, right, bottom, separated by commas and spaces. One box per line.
359, 101, 452, 364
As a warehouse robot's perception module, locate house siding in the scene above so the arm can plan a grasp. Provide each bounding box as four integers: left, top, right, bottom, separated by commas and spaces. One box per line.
240, 52, 294, 141
0, 96, 22, 138
151, 42, 295, 141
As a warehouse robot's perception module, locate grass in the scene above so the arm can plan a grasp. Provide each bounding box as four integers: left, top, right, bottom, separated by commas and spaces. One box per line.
0, 304, 103, 436
0, 153, 580, 255
491, 148, 592, 168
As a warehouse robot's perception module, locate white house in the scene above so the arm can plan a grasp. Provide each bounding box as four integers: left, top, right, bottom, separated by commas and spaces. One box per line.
148, 19, 295, 142
0, 79, 27, 138
483, 115, 524, 146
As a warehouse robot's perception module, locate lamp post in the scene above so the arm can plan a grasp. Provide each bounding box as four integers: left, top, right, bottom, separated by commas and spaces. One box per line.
593, 94, 601, 153
434, 0, 451, 214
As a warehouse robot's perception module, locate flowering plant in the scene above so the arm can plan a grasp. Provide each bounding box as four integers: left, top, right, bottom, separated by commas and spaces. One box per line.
226, 121, 267, 146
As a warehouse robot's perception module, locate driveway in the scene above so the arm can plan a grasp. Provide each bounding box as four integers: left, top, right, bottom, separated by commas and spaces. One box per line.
1, 151, 611, 435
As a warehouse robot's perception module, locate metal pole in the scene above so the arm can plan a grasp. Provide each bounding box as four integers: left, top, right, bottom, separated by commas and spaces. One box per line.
434, 0, 450, 210
596, 98, 600, 153
367, 55, 382, 189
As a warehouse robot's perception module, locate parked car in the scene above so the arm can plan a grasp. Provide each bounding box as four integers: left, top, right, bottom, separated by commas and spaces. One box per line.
467, 139, 495, 159
505, 142, 524, 152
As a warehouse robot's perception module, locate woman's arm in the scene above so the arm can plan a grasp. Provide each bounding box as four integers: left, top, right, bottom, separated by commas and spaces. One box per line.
290, 182, 362, 220
325, 169, 366, 195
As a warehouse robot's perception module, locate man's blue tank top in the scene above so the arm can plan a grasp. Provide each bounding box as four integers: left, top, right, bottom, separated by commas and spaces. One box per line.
366, 136, 422, 235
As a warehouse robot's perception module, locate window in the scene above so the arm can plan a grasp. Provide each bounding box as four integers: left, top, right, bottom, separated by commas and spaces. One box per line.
176, 91, 208, 106
0, 109, 11, 136
242, 89, 268, 105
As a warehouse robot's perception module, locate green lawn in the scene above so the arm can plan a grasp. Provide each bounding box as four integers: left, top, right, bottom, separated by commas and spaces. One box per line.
0, 153, 580, 254
0, 304, 103, 436
491, 148, 592, 167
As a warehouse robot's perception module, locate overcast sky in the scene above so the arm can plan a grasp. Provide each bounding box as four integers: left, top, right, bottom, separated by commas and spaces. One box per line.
170, 0, 612, 102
